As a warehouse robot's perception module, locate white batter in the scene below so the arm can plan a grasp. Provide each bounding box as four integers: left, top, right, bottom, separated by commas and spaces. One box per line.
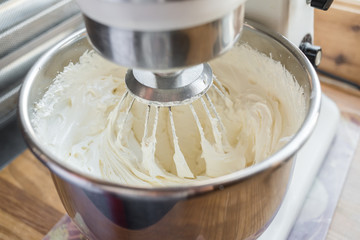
32, 44, 306, 187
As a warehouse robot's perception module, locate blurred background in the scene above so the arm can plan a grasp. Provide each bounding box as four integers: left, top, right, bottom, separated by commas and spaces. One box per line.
0, 0, 83, 168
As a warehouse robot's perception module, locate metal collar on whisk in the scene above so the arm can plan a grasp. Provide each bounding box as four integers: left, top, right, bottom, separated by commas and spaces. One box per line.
125, 64, 213, 106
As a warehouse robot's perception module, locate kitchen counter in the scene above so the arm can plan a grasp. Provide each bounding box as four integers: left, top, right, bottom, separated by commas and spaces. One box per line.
0, 78, 359, 240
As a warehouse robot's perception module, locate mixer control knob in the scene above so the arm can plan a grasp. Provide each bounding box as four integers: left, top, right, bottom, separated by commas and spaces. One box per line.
299, 42, 322, 67
310, 0, 334, 10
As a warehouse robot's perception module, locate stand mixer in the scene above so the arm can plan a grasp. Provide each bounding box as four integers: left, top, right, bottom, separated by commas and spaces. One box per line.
74, 0, 329, 148
73, 1, 247, 178
18, 0, 334, 239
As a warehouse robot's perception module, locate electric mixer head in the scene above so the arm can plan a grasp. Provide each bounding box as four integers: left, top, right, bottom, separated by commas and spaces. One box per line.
75, 0, 246, 106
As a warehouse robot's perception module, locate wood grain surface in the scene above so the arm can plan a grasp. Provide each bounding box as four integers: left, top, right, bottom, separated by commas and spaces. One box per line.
314, 0, 360, 86
0, 151, 65, 240
0, 77, 359, 239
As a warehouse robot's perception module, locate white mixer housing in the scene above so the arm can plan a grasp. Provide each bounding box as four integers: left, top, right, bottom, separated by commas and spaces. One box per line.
76, 0, 247, 31
246, 0, 314, 46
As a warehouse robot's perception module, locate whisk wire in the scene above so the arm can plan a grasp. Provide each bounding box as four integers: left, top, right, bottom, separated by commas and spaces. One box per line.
189, 103, 205, 141
213, 76, 226, 98
141, 105, 164, 177
142, 105, 151, 140
204, 93, 226, 133
118, 91, 134, 135
200, 97, 224, 152
169, 107, 194, 178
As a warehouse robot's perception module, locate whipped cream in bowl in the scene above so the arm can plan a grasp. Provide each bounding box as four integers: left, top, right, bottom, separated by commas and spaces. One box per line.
19, 24, 320, 240
31, 44, 306, 187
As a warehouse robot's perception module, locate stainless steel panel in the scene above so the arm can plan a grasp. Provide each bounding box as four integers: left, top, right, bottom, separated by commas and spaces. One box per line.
0, 0, 83, 127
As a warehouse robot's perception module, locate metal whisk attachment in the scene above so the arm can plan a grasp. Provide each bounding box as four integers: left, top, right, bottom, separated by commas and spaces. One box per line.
114, 64, 229, 178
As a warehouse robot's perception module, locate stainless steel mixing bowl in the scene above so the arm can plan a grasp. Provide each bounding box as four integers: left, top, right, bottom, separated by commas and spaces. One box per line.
19, 22, 320, 240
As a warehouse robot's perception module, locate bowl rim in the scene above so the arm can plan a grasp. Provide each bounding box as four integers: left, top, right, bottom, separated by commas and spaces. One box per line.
18, 22, 321, 198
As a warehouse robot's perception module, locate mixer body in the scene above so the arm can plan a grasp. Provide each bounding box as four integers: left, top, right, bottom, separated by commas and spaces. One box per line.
246, 0, 315, 46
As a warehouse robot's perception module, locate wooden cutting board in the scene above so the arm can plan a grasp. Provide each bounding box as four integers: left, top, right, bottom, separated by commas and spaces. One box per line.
315, 0, 360, 86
